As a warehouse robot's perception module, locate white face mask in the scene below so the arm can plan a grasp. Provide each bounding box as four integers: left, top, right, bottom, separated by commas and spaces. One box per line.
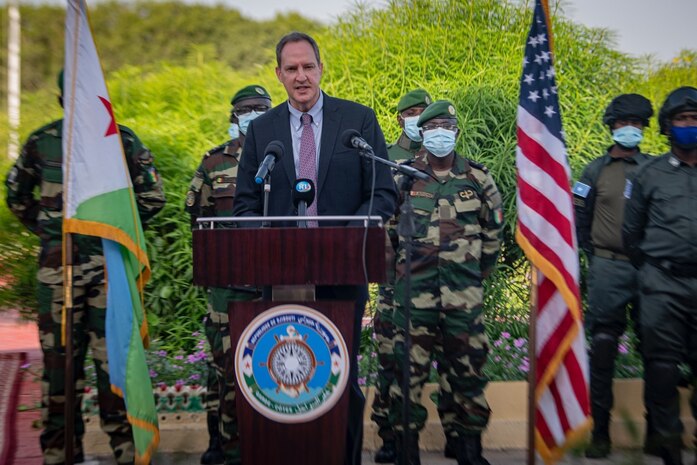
237, 111, 264, 135
422, 128, 457, 157
403, 116, 423, 142
228, 123, 240, 139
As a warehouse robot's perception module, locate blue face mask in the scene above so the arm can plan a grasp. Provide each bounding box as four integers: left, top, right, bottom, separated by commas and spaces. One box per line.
612, 125, 643, 149
238, 111, 264, 136
422, 128, 457, 158
403, 116, 422, 142
228, 123, 240, 139
670, 125, 697, 149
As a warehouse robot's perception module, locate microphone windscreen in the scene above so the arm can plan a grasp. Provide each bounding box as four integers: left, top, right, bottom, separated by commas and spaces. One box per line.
292, 178, 316, 207
264, 140, 284, 160
340, 129, 362, 148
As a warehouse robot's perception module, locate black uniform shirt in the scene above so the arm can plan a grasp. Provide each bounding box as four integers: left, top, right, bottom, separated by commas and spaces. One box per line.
623, 152, 697, 265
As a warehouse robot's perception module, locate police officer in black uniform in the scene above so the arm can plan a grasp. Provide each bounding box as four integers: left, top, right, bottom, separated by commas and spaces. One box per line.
573, 93, 654, 458
623, 86, 697, 465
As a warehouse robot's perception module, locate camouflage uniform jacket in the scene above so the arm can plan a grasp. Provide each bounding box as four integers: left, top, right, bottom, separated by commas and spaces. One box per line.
185, 138, 243, 223
391, 153, 504, 309
387, 133, 423, 163
5, 119, 166, 285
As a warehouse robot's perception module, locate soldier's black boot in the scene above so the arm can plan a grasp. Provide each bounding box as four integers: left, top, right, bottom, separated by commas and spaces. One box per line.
455, 434, 490, 465
200, 412, 224, 465
395, 432, 420, 465
444, 436, 457, 459
659, 443, 683, 465
374, 440, 397, 463
644, 413, 661, 457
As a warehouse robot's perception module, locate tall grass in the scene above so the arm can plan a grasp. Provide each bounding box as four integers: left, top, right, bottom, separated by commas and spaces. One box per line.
1, 0, 695, 351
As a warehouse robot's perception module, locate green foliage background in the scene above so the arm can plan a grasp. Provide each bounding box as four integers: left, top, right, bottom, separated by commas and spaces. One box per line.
1, 0, 696, 352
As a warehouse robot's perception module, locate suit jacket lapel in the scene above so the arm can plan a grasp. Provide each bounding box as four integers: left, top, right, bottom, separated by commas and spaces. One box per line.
273, 103, 295, 187
318, 93, 341, 197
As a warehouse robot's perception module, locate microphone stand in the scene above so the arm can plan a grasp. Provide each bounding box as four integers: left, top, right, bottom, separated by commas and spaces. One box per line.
262, 176, 271, 228
355, 145, 429, 464
356, 147, 431, 182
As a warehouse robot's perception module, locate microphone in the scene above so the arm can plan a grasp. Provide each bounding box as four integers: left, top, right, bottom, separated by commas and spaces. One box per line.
292, 178, 316, 227
254, 141, 284, 184
340, 129, 373, 152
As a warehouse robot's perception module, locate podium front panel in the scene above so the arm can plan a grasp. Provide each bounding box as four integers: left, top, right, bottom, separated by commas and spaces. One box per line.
193, 226, 386, 287
230, 300, 353, 465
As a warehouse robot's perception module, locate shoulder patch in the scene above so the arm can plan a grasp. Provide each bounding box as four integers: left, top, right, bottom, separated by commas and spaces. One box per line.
572, 181, 591, 198
493, 207, 504, 225
186, 191, 196, 207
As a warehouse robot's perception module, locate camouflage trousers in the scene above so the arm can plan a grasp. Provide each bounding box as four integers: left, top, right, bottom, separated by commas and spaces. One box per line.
36, 281, 134, 465
372, 286, 456, 443
388, 305, 491, 437
204, 287, 258, 465
370, 285, 399, 442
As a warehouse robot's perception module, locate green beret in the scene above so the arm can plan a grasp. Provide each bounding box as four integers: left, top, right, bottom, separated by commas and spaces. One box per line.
417, 100, 457, 127
58, 70, 64, 94
397, 89, 432, 113
231, 85, 271, 105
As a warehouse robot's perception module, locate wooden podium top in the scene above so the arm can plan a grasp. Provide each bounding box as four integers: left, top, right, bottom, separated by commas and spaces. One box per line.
192, 226, 387, 287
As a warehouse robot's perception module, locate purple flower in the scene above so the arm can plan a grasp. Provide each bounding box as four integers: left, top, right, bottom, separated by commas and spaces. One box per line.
358, 377, 367, 386
501, 331, 511, 339
174, 355, 184, 360
370, 352, 377, 358
519, 360, 530, 373
175, 379, 185, 387
493, 339, 503, 347
432, 360, 438, 369
357, 355, 363, 362
189, 373, 201, 381
192, 331, 201, 337
149, 369, 158, 378
618, 344, 629, 355
514, 338, 526, 349
157, 350, 167, 357
493, 356, 501, 362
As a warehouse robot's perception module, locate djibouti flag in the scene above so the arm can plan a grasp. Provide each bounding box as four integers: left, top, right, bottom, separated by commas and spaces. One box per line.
62, 0, 159, 462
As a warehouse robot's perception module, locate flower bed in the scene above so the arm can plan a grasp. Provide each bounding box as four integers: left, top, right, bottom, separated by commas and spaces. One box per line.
76, 324, 646, 413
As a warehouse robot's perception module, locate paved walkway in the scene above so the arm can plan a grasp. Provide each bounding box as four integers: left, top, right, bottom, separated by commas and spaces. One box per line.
0, 310, 43, 465
79, 449, 667, 464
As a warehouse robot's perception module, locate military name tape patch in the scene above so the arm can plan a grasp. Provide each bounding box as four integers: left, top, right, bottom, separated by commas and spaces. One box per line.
235, 304, 349, 423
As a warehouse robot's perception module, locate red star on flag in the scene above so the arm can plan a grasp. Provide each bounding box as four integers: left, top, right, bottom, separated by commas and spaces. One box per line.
98, 96, 118, 137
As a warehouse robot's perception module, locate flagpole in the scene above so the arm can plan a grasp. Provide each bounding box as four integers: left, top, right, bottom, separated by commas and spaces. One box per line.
63, 233, 75, 465
527, 266, 539, 465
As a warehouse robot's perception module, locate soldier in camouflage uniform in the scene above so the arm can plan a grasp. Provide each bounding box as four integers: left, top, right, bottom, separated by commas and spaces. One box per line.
623, 87, 697, 465
4, 72, 165, 465
185, 85, 271, 465
388, 101, 504, 465
372, 89, 433, 464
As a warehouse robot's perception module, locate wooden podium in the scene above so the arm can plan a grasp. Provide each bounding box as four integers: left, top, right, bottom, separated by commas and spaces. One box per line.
193, 221, 386, 465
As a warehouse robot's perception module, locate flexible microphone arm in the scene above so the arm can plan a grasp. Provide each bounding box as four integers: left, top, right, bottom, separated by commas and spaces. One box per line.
354, 147, 432, 182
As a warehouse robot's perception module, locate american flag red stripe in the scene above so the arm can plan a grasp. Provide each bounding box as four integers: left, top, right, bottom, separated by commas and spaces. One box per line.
515, 1, 591, 463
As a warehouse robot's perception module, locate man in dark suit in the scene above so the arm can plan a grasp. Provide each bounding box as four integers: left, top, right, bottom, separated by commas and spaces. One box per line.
232, 32, 397, 465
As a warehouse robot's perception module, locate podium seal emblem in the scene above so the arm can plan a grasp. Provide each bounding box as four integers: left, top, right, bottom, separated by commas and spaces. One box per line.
235, 304, 349, 423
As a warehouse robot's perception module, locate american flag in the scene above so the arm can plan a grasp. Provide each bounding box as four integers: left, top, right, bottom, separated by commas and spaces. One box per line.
515, 1, 591, 463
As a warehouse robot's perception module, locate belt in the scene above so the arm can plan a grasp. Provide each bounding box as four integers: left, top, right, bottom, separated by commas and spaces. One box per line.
593, 248, 630, 262
645, 256, 697, 278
